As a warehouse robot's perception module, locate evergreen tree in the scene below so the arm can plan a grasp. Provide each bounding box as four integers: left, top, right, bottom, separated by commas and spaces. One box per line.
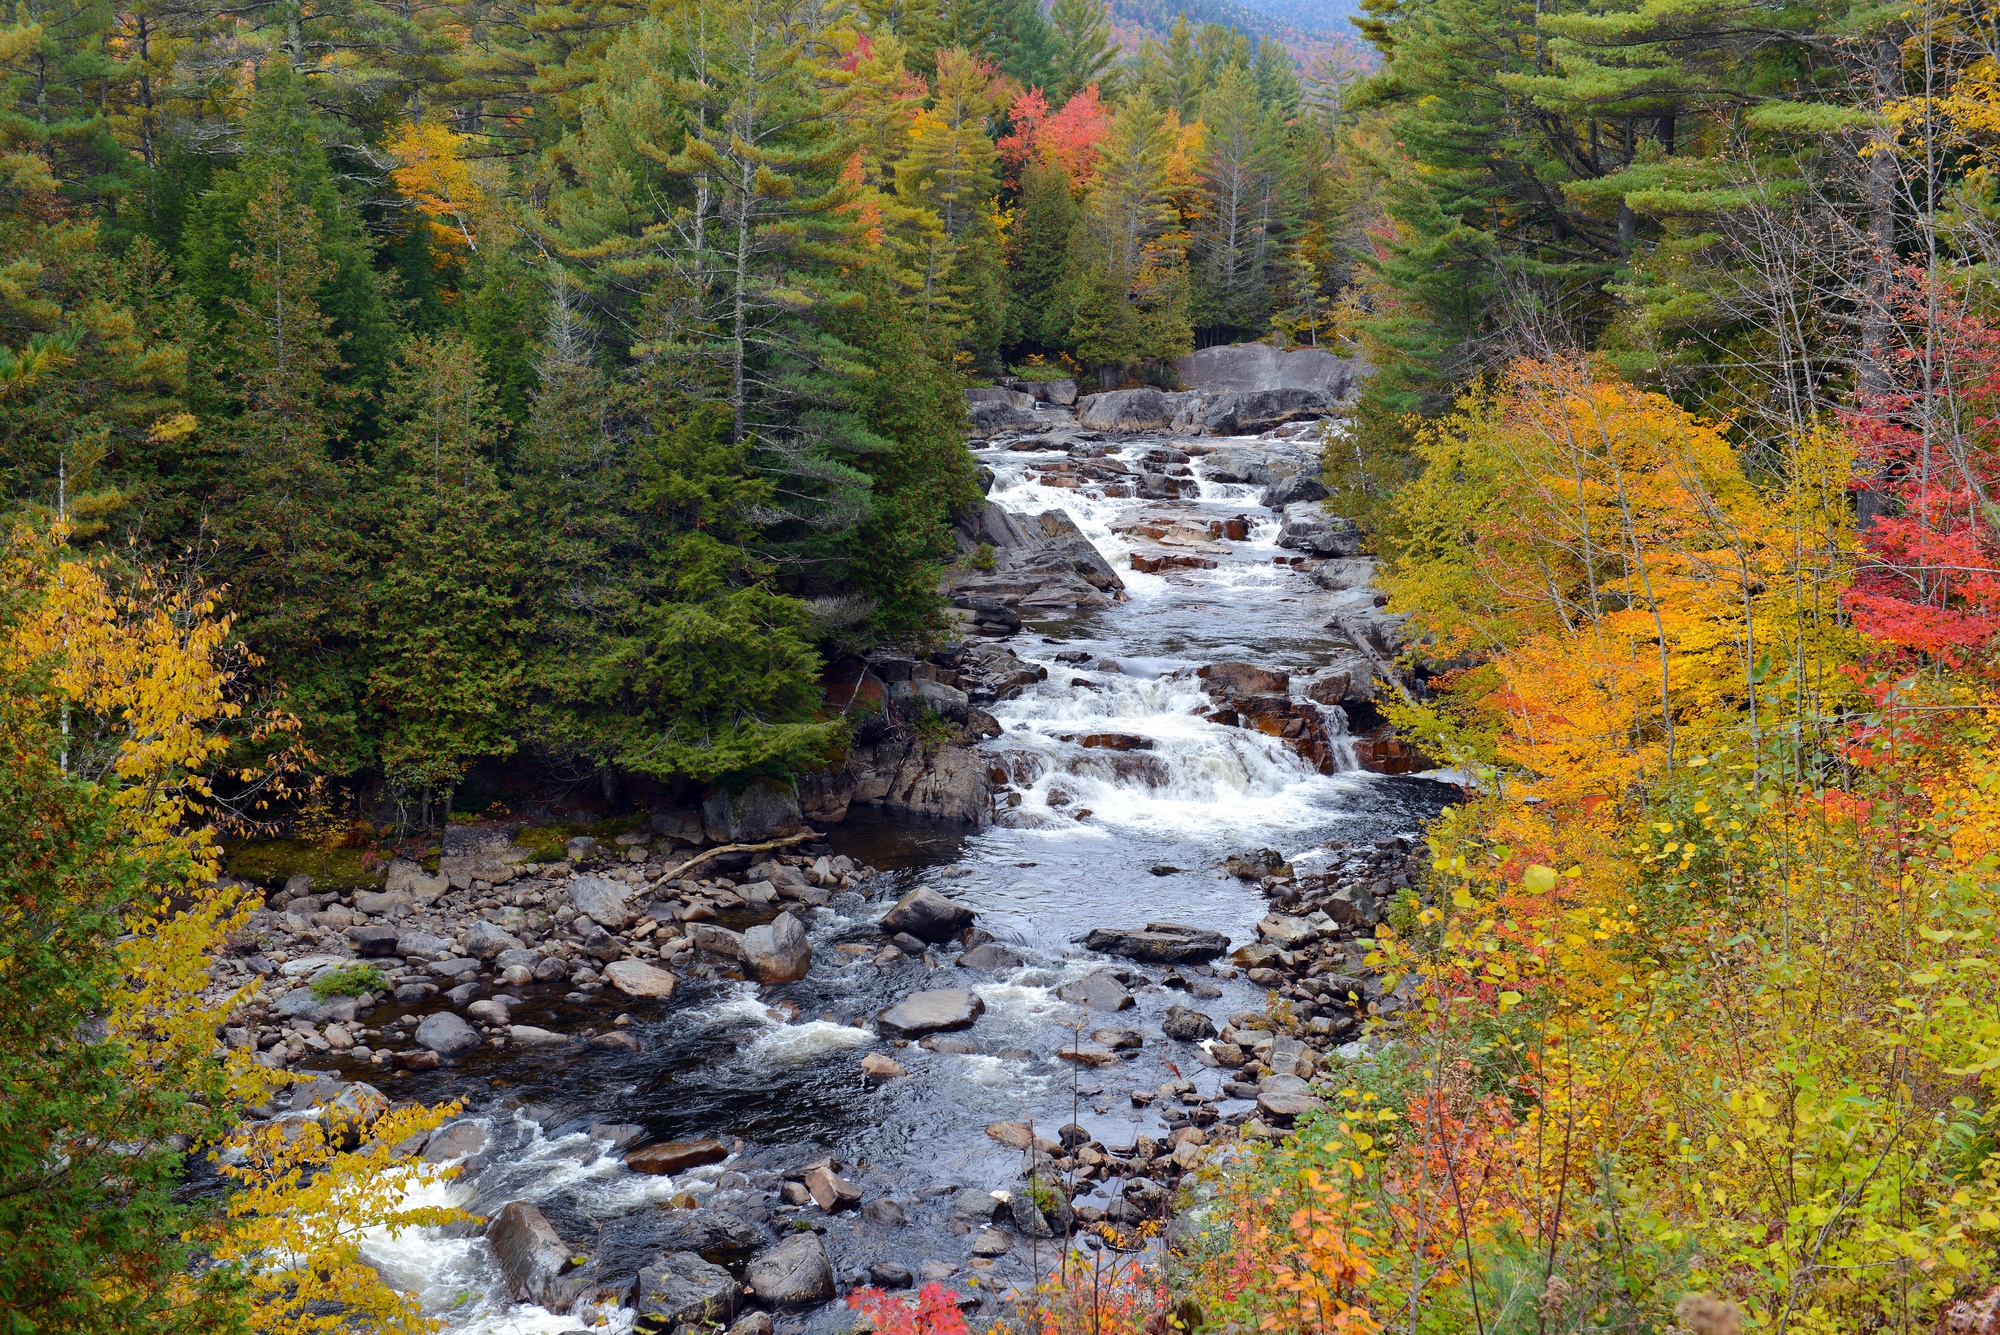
1190, 62, 1290, 337
1007, 154, 1079, 348
364, 332, 524, 818
209, 168, 368, 767
1048, 0, 1118, 103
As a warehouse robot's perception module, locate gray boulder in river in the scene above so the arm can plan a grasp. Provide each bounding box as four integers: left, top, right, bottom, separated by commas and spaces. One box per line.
1083, 923, 1230, 962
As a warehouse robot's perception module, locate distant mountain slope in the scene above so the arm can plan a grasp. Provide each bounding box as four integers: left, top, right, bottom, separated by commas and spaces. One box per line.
1105, 0, 1375, 78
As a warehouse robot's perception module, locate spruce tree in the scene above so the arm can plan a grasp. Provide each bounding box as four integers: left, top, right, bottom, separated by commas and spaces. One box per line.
363, 332, 524, 819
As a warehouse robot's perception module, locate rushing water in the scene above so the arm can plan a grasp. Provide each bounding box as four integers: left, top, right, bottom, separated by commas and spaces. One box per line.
358, 431, 1449, 1334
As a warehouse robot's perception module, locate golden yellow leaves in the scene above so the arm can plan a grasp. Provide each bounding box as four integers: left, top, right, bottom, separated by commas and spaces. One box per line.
387, 121, 509, 255
206, 1102, 472, 1335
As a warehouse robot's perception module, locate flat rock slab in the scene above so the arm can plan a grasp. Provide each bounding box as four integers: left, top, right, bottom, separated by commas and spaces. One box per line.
1057, 1042, 1123, 1067
958, 942, 1024, 971
603, 959, 679, 999
1057, 969, 1133, 1011
628, 1137, 730, 1176
878, 989, 985, 1038
1257, 1089, 1328, 1124
1084, 923, 1230, 962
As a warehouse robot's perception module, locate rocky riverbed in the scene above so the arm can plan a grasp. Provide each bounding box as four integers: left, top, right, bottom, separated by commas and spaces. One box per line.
200, 368, 1457, 1335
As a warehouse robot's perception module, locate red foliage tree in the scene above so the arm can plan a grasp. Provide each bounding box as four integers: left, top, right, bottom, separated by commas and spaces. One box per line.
1843, 272, 2000, 666
998, 84, 1111, 188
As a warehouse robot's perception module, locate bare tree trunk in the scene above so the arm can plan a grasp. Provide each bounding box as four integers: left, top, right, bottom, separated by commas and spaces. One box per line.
1857, 34, 1903, 528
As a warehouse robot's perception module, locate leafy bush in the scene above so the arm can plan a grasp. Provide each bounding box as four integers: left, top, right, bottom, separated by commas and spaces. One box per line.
310, 964, 386, 1000
969, 542, 997, 572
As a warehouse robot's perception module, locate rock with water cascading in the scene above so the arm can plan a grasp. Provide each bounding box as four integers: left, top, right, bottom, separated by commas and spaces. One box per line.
878, 886, 975, 942
1083, 923, 1230, 963
1057, 969, 1133, 1011
958, 942, 1023, 971
745, 1232, 836, 1307
627, 1137, 730, 1176
488, 1201, 590, 1312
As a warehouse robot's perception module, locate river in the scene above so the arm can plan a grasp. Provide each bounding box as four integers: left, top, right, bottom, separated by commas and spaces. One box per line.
358, 427, 1448, 1334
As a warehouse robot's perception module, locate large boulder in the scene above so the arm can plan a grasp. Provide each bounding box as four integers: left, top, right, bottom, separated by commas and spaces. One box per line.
968, 386, 1036, 410
1198, 447, 1271, 484
635, 1252, 737, 1333
1162, 1004, 1217, 1041
1185, 388, 1342, 436
1200, 662, 1290, 700
878, 988, 985, 1038
1076, 387, 1175, 432
886, 676, 970, 722
702, 778, 806, 844
1057, 970, 1134, 1011
1264, 472, 1329, 508
879, 886, 975, 942
971, 400, 1040, 432
415, 1012, 480, 1057
603, 959, 679, 999
569, 876, 632, 931
462, 920, 523, 961
1171, 342, 1362, 395
745, 1232, 835, 1307
1083, 923, 1231, 963
487, 1201, 586, 1312
741, 912, 812, 983
396, 929, 455, 958
1277, 503, 1365, 558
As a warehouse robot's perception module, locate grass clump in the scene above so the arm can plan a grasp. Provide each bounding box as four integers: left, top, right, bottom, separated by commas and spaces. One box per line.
310, 964, 386, 1000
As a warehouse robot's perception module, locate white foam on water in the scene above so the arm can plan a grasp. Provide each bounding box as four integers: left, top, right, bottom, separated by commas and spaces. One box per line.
749, 1019, 876, 1064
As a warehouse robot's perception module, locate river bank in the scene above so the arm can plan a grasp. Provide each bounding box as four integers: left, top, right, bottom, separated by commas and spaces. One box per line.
206, 395, 1456, 1335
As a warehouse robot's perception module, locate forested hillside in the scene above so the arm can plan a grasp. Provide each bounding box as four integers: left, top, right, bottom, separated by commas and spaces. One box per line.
1, 0, 1352, 813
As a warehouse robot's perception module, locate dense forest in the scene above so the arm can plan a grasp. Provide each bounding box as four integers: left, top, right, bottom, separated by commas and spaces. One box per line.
1, 0, 1350, 816
11, 0, 2000, 1325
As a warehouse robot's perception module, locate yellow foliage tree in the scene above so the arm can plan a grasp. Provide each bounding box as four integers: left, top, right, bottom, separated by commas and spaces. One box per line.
2, 521, 468, 1333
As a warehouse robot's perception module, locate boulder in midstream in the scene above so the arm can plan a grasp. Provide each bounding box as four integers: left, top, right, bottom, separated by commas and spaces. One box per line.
878, 989, 985, 1038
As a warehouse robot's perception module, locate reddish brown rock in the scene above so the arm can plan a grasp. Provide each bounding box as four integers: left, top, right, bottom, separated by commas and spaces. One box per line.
627, 1138, 730, 1176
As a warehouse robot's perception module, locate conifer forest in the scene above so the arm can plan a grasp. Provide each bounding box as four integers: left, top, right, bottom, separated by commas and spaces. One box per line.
10, 0, 2000, 1327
